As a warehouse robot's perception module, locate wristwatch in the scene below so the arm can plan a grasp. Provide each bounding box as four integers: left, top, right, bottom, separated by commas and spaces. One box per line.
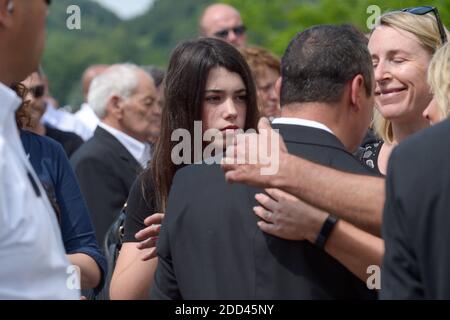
315, 214, 339, 248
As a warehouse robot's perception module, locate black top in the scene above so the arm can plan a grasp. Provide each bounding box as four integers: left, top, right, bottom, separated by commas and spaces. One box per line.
45, 124, 84, 157
123, 174, 155, 243
152, 124, 378, 300
356, 140, 384, 175
381, 118, 450, 299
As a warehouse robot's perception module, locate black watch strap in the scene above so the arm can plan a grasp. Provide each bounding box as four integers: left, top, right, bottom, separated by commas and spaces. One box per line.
315, 215, 339, 248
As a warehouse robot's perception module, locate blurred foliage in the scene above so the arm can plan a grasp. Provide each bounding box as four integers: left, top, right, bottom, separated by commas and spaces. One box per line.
44, 0, 449, 108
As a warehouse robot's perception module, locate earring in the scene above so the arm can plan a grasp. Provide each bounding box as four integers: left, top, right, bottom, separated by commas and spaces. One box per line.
7, 0, 14, 13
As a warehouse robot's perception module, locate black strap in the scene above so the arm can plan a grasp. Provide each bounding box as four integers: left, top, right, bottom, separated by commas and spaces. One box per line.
315, 214, 338, 248
27, 170, 41, 197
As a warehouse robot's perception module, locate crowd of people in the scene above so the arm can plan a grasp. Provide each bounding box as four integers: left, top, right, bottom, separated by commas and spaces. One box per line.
1, 0, 450, 300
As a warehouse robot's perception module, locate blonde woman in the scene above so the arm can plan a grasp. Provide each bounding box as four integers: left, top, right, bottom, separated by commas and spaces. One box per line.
359, 7, 449, 175
423, 42, 450, 124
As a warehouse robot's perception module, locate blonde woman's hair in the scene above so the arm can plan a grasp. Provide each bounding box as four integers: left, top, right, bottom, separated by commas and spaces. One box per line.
372, 11, 449, 143
427, 42, 450, 119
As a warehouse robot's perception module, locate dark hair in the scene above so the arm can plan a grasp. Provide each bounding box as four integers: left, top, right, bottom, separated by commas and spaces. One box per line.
12, 83, 32, 128
280, 24, 373, 106
147, 38, 259, 211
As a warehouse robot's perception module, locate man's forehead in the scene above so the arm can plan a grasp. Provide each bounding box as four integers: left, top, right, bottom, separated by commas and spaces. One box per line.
24, 73, 44, 86
205, 11, 242, 31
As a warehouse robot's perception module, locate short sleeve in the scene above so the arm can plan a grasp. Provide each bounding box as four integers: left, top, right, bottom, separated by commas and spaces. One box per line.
122, 174, 155, 243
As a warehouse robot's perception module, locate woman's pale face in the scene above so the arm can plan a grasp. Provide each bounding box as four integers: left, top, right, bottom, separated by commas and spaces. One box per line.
369, 26, 433, 124
202, 66, 247, 147
256, 67, 281, 118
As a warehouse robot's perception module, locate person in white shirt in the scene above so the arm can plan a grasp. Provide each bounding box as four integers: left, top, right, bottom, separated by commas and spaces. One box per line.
70, 63, 158, 245
0, 0, 80, 299
42, 102, 92, 141
74, 64, 109, 138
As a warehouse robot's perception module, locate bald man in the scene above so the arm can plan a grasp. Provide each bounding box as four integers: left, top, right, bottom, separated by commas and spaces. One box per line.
82, 64, 109, 102
199, 3, 247, 47
75, 64, 109, 137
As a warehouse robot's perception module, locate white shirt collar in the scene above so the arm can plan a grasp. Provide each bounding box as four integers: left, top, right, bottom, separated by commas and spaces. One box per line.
271, 117, 335, 135
98, 122, 151, 168
0, 82, 22, 127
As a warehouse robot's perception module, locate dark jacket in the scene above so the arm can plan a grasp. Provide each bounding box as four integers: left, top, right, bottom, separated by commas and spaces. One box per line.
152, 123, 378, 300
70, 126, 142, 246
381, 118, 450, 299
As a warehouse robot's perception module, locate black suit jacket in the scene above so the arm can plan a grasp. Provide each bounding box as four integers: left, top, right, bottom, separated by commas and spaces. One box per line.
381, 118, 450, 299
151, 124, 377, 300
70, 126, 142, 245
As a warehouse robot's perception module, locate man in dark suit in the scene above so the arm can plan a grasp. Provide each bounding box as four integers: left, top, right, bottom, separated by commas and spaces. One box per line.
381, 118, 450, 299
71, 64, 158, 245
151, 25, 379, 299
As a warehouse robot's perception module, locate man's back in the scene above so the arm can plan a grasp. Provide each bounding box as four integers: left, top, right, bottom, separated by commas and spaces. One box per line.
381, 118, 450, 299
152, 123, 377, 299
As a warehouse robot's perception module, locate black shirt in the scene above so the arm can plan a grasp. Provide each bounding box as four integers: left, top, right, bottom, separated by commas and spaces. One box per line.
45, 124, 84, 157
123, 173, 156, 242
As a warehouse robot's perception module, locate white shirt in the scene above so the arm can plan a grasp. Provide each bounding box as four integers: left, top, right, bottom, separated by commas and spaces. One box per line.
98, 122, 151, 168
74, 103, 99, 139
0, 82, 80, 299
42, 104, 92, 141
272, 117, 335, 135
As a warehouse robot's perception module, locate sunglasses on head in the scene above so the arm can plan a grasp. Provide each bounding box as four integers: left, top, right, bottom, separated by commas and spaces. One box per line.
399, 6, 447, 44
28, 84, 46, 99
214, 25, 246, 39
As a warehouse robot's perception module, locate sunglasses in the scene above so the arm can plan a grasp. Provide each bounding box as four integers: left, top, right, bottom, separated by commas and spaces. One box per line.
28, 84, 46, 99
214, 25, 246, 39
399, 6, 447, 44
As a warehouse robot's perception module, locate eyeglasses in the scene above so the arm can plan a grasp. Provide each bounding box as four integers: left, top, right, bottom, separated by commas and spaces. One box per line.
28, 84, 46, 99
214, 25, 246, 39
399, 6, 447, 44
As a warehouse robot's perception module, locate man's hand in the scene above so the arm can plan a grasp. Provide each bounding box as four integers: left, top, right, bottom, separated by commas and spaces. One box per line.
221, 117, 288, 187
253, 188, 328, 243
135, 213, 164, 261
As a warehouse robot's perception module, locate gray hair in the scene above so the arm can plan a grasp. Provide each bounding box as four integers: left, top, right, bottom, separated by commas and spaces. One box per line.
88, 63, 141, 119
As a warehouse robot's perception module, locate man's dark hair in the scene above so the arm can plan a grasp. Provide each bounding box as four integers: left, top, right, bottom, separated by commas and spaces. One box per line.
280, 24, 373, 106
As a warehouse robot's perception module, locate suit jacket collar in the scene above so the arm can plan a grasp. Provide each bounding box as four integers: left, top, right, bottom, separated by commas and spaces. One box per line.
272, 123, 348, 153
93, 126, 141, 168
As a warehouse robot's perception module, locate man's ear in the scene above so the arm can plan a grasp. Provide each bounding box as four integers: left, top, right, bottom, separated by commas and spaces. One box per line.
275, 76, 282, 100
349, 74, 365, 112
0, 0, 14, 28
107, 95, 123, 120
